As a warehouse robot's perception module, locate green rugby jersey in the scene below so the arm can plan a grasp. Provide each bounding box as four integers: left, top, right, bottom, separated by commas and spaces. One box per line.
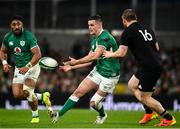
2, 29, 38, 68
91, 30, 120, 78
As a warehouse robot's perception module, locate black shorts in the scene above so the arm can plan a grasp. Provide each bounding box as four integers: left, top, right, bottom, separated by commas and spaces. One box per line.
135, 66, 163, 92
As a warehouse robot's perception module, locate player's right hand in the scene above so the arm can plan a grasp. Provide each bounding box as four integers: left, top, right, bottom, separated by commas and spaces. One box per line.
103, 50, 113, 58
59, 65, 72, 72
63, 56, 78, 66
3, 64, 12, 73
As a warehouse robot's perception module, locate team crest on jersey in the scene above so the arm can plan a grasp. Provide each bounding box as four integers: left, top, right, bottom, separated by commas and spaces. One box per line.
14, 47, 21, 53
20, 40, 25, 46
9, 41, 14, 46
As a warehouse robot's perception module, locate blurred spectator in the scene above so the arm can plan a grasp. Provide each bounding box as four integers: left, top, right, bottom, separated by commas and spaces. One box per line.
39, 37, 50, 56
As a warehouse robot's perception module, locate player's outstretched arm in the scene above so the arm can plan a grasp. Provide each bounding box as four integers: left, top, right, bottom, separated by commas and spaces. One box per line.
103, 45, 128, 58
59, 62, 92, 72
64, 47, 104, 66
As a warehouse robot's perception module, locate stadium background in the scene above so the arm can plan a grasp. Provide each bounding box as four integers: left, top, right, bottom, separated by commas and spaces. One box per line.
0, 0, 179, 112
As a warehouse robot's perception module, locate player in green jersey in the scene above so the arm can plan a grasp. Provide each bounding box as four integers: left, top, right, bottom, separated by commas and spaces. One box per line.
50, 15, 120, 124
0, 15, 52, 123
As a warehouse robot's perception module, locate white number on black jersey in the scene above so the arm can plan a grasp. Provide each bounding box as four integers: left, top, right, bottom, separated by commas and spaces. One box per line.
139, 29, 153, 41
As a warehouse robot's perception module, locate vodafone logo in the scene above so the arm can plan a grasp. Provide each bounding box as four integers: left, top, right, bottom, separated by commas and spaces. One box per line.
14, 47, 21, 53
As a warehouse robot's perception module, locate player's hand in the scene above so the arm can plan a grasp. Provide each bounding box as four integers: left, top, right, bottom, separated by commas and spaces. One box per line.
103, 51, 114, 58
63, 56, 78, 66
19, 66, 29, 74
59, 65, 72, 72
3, 64, 12, 73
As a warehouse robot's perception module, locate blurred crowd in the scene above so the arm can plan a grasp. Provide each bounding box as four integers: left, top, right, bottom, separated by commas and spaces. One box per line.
0, 37, 180, 97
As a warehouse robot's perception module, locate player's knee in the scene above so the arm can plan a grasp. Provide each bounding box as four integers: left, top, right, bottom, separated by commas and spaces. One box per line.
138, 94, 148, 103
128, 81, 133, 89
90, 93, 104, 109
23, 90, 29, 98
128, 81, 137, 93
23, 85, 36, 102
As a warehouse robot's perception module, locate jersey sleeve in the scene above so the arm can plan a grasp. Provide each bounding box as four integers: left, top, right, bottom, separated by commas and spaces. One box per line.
2, 33, 10, 49
28, 33, 38, 49
97, 37, 110, 49
120, 29, 130, 46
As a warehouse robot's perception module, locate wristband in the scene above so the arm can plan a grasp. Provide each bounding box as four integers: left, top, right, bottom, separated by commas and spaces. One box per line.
2, 60, 8, 65
26, 62, 32, 68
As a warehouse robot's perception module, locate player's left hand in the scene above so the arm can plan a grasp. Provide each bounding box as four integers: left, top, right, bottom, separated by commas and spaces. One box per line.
63, 56, 78, 66
19, 67, 29, 74
103, 51, 113, 58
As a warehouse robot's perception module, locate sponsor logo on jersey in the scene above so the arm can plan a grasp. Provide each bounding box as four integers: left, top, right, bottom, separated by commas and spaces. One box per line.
9, 41, 14, 46
20, 40, 25, 46
14, 47, 21, 53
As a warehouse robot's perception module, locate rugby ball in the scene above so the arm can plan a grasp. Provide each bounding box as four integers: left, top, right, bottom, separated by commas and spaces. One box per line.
39, 57, 58, 70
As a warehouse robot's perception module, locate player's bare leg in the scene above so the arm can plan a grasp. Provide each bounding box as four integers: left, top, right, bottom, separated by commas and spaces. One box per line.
12, 84, 28, 99
50, 78, 98, 123
128, 75, 157, 124
28, 100, 39, 123
12, 83, 39, 123
24, 79, 40, 123
128, 75, 176, 126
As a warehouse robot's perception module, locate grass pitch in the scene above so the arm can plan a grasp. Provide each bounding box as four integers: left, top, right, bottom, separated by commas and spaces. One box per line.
0, 109, 179, 128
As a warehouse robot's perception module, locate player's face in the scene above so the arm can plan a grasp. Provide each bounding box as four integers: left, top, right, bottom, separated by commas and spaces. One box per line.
11, 20, 23, 35
88, 20, 100, 36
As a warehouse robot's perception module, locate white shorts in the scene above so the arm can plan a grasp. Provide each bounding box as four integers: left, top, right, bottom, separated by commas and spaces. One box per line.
13, 64, 41, 84
87, 67, 120, 94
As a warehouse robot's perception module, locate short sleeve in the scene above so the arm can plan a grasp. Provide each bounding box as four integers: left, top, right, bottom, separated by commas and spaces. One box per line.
28, 33, 38, 49
97, 37, 109, 49
2, 34, 9, 49
120, 29, 130, 46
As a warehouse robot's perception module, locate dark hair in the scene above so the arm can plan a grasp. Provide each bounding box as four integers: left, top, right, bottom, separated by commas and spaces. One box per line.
122, 9, 137, 21
88, 15, 102, 23
10, 15, 24, 22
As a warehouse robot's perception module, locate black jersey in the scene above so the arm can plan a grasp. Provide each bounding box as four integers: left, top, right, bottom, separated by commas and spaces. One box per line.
120, 22, 162, 69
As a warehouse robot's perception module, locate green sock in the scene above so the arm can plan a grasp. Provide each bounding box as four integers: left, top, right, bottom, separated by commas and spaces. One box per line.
59, 96, 79, 116
93, 105, 105, 117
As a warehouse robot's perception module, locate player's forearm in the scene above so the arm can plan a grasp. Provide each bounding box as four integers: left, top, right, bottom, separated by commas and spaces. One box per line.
71, 62, 92, 70
28, 47, 42, 67
111, 50, 124, 58
0, 51, 7, 61
155, 42, 160, 51
0, 46, 8, 65
111, 46, 127, 58
77, 52, 98, 64
29, 52, 41, 66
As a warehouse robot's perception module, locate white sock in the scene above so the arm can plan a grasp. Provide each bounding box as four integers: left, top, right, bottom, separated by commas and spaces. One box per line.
35, 93, 42, 100
32, 110, 38, 117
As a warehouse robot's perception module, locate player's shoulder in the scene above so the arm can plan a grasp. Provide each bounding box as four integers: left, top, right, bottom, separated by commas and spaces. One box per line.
23, 29, 36, 39
23, 29, 33, 36
122, 22, 142, 35
98, 30, 112, 42
3, 31, 13, 40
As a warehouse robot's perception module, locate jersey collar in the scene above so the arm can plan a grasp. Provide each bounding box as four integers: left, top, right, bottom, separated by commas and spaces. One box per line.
97, 29, 104, 37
